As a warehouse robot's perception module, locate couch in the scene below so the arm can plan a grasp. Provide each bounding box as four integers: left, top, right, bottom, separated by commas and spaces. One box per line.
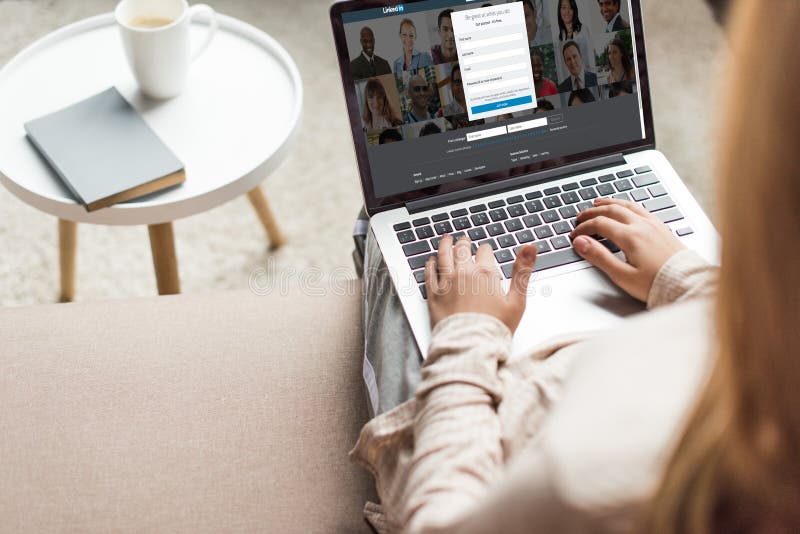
0, 280, 376, 532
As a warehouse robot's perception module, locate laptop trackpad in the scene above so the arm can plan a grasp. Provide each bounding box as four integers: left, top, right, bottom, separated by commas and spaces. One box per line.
511, 266, 644, 356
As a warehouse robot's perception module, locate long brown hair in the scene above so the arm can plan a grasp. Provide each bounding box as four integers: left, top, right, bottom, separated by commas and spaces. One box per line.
649, 0, 800, 531
607, 38, 634, 80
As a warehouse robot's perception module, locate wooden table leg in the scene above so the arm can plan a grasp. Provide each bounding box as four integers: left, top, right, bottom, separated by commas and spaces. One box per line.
58, 219, 77, 303
247, 186, 286, 250
148, 222, 180, 295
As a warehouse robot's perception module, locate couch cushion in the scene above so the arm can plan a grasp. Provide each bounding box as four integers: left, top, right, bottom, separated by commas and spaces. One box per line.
0, 281, 376, 533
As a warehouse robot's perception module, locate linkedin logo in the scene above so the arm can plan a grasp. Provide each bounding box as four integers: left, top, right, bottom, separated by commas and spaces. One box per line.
382, 4, 404, 14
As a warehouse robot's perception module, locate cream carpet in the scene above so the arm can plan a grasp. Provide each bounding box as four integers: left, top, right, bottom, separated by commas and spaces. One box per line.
0, 0, 725, 307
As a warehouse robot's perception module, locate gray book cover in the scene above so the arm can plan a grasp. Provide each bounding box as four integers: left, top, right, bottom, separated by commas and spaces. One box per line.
24, 87, 185, 211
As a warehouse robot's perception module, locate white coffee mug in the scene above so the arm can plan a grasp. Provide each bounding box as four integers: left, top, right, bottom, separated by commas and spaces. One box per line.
116, 0, 218, 99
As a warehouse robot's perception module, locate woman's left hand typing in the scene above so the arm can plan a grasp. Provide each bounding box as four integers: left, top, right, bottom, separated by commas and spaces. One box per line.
425, 234, 539, 333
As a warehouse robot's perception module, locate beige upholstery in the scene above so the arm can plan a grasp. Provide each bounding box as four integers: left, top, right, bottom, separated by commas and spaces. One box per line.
0, 281, 376, 533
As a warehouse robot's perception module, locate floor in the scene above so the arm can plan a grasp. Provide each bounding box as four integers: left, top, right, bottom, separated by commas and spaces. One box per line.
0, 0, 725, 307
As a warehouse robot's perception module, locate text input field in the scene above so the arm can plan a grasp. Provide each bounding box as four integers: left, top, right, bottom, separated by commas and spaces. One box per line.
460, 48, 526, 67
466, 126, 508, 142
463, 62, 531, 81
459, 32, 525, 51
506, 117, 548, 133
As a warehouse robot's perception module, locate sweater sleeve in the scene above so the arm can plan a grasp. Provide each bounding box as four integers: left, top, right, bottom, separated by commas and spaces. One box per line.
646, 249, 718, 310
398, 312, 512, 534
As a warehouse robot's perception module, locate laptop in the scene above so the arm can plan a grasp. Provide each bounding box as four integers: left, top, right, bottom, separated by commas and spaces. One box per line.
330, 0, 718, 358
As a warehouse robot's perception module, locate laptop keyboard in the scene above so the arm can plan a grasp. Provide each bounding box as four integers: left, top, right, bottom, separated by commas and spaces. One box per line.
393, 166, 692, 299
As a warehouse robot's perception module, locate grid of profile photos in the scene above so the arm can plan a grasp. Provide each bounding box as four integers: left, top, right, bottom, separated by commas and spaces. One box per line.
346, 0, 638, 147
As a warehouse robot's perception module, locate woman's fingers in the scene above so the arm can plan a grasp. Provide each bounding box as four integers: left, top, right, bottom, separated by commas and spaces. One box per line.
507, 244, 538, 309
593, 197, 651, 218
453, 236, 473, 268
436, 234, 454, 278
572, 235, 635, 286
570, 215, 631, 247
474, 244, 502, 296
424, 255, 439, 295
575, 203, 636, 225
474, 242, 496, 270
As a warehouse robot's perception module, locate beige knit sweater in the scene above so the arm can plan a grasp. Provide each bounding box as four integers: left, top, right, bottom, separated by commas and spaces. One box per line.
351, 249, 719, 534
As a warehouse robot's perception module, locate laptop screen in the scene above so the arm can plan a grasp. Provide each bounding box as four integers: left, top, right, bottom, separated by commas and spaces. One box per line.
333, 0, 652, 212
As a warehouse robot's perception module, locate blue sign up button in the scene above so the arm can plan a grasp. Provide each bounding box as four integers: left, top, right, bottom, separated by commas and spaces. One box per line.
471, 95, 533, 115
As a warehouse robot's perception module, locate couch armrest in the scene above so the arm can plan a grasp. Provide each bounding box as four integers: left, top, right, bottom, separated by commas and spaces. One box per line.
0, 281, 375, 533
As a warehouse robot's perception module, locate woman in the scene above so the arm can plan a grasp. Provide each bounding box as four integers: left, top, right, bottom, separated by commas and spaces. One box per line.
361, 78, 401, 131
557, 0, 584, 41
392, 18, 433, 75
556, 0, 595, 74
351, 1, 800, 532
531, 49, 558, 96
647, 1, 800, 529
607, 38, 635, 83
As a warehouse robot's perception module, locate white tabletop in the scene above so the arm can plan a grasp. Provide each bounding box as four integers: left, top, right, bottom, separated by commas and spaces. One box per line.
0, 13, 302, 225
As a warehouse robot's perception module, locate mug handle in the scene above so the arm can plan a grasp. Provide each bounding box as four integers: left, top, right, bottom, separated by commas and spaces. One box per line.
188, 3, 218, 61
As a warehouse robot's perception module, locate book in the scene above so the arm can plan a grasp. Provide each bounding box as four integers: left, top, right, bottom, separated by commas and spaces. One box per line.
24, 87, 185, 211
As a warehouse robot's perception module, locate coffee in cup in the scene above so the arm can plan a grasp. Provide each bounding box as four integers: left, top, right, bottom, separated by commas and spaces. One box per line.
128, 16, 175, 29
116, 0, 218, 99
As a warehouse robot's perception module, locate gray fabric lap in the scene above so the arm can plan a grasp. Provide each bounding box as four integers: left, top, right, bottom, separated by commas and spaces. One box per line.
362, 227, 423, 417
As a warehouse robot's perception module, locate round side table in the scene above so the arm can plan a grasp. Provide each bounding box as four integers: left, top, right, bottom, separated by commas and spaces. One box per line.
0, 12, 302, 300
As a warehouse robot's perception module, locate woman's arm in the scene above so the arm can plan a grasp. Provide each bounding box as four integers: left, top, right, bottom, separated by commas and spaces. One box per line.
644, 248, 718, 308
395, 236, 539, 532
401, 313, 511, 532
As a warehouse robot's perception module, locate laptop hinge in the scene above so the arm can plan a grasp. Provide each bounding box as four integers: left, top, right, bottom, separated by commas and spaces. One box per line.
405, 153, 626, 214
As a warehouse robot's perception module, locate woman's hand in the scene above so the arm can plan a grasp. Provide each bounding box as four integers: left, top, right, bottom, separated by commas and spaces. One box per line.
425, 235, 538, 333
570, 197, 686, 302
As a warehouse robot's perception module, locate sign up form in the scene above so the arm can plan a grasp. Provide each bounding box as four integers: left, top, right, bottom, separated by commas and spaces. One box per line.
451, 3, 537, 121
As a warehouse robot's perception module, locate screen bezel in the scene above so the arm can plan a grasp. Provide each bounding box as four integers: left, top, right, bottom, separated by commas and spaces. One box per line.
330, 0, 655, 216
